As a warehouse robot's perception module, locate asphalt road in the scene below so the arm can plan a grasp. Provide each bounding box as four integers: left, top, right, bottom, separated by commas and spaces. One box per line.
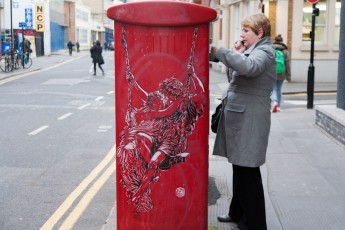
0, 51, 116, 230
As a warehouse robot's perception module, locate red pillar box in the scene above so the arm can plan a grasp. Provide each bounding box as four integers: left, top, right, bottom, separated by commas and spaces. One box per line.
107, 2, 216, 229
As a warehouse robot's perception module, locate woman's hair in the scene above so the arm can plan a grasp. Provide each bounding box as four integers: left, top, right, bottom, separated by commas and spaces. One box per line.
96, 40, 101, 46
241, 13, 271, 37
275, 34, 283, 43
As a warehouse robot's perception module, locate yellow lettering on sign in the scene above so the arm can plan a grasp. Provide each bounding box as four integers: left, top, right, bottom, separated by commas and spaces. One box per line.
36, 4, 44, 32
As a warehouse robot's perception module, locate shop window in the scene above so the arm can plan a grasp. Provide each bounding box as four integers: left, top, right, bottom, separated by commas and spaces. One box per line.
302, 0, 327, 44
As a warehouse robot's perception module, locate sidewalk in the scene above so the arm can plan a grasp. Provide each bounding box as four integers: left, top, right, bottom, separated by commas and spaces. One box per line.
0, 50, 89, 81
208, 69, 345, 230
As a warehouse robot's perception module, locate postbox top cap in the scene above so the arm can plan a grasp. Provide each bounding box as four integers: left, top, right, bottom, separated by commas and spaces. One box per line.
107, 1, 217, 27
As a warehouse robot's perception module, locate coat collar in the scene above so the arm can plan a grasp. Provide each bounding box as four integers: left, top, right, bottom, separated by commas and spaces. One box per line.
244, 36, 272, 55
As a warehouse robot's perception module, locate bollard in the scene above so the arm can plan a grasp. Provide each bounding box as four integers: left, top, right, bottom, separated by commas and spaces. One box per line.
107, 2, 216, 229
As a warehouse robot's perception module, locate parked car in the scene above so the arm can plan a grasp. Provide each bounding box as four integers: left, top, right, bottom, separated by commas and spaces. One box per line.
108, 41, 114, 51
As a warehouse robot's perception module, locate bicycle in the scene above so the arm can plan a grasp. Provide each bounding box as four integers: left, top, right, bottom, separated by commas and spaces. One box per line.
13, 50, 22, 70
0, 50, 14, 72
21, 51, 32, 69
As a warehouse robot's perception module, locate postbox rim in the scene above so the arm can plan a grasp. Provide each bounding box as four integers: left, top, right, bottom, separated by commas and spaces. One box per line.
107, 1, 217, 27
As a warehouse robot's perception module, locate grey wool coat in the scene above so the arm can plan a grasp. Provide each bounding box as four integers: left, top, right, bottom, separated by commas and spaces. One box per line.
213, 37, 276, 167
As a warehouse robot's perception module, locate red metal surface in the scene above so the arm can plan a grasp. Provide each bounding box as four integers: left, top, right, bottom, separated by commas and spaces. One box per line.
107, 1, 217, 27
107, 2, 216, 230
306, 0, 319, 4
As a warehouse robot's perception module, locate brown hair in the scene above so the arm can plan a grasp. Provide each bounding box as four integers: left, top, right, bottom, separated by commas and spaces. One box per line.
241, 13, 271, 38
275, 34, 283, 43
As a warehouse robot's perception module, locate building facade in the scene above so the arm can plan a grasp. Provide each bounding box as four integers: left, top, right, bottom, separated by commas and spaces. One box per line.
210, 0, 341, 82
0, 0, 115, 56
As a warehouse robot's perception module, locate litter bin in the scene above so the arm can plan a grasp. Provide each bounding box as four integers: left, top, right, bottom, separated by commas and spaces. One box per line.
107, 2, 217, 229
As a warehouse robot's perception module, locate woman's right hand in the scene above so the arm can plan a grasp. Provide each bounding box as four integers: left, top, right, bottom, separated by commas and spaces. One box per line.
233, 40, 246, 53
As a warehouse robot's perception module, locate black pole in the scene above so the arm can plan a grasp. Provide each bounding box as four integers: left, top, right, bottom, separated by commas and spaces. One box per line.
10, 0, 14, 66
307, 3, 319, 109
337, 0, 345, 110
22, 26, 25, 65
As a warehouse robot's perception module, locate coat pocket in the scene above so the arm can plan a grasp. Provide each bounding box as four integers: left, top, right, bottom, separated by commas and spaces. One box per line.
225, 102, 246, 130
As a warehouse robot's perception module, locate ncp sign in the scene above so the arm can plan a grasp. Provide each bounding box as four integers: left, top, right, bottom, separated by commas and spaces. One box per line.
307, 0, 319, 4
36, 4, 44, 32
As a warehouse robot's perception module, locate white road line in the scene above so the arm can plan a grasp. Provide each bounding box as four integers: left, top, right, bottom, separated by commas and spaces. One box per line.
97, 125, 112, 132
107, 91, 114, 95
78, 103, 91, 110
57, 113, 73, 120
95, 96, 104, 101
28, 125, 49, 136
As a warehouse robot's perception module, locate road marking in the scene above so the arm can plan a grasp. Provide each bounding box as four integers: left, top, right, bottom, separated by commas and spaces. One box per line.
107, 91, 114, 95
78, 103, 91, 110
95, 96, 104, 101
57, 113, 73, 120
40, 145, 115, 230
59, 161, 115, 230
28, 125, 49, 135
97, 125, 113, 132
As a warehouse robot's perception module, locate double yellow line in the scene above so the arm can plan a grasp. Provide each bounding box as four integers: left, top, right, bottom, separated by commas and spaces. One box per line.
40, 146, 116, 230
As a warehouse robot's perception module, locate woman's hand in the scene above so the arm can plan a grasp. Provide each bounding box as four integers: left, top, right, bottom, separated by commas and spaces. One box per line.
233, 40, 246, 53
209, 47, 219, 62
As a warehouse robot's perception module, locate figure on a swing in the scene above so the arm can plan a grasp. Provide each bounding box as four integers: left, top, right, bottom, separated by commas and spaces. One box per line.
117, 27, 205, 214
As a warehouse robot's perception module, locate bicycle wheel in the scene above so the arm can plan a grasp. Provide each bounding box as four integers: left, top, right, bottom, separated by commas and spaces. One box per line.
23, 57, 32, 69
0, 57, 13, 72
0, 57, 7, 72
14, 57, 22, 69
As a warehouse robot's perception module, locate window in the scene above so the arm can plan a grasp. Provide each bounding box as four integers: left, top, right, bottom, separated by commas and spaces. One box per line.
302, 0, 327, 44
335, 0, 341, 45
76, 9, 89, 22
77, 28, 88, 44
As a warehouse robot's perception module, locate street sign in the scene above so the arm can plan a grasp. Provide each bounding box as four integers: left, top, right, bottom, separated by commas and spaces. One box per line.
19, 22, 26, 28
307, 0, 319, 4
25, 8, 33, 29
36, 4, 44, 32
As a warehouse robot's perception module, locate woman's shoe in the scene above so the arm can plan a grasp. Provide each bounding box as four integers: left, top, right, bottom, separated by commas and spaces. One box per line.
217, 214, 235, 222
271, 101, 278, 113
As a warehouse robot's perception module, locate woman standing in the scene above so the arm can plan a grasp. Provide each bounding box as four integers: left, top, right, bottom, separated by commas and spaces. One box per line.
90, 40, 105, 76
271, 34, 291, 112
210, 13, 276, 230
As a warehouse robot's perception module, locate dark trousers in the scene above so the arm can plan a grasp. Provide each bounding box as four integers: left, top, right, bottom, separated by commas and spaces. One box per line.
229, 164, 267, 230
93, 63, 104, 74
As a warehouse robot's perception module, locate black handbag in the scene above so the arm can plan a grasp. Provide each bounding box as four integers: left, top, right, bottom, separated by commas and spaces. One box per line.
211, 102, 222, 133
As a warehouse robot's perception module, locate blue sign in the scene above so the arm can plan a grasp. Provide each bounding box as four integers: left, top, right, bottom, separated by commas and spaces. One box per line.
19, 22, 26, 28
25, 8, 33, 29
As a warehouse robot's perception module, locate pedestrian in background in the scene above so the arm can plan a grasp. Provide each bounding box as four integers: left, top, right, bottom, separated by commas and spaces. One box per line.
21, 38, 31, 57
271, 34, 291, 113
210, 13, 276, 230
67, 41, 74, 56
90, 40, 105, 76
76, 41, 80, 52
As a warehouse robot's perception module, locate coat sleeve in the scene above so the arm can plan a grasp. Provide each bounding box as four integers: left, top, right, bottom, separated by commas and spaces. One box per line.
216, 46, 275, 77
